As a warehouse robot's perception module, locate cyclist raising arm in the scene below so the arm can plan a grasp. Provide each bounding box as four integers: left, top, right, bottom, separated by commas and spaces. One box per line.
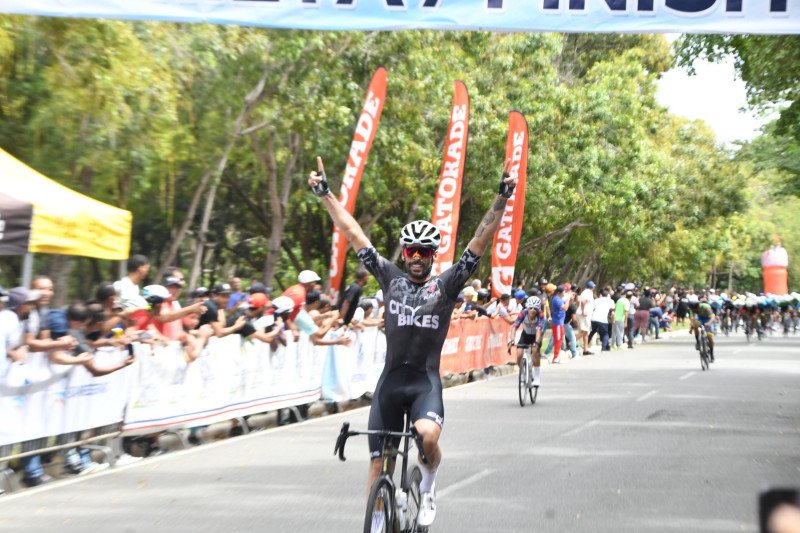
309, 156, 516, 530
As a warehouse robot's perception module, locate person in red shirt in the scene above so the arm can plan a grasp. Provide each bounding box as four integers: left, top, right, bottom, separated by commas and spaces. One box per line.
281, 270, 321, 334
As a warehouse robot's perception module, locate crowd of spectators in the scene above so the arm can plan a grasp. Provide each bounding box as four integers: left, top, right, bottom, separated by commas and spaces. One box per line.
0, 252, 708, 490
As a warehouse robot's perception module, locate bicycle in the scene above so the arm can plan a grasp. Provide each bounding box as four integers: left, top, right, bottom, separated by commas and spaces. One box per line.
509, 342, 538, 406
697, 321, 711, 371
335, 414, 430, 533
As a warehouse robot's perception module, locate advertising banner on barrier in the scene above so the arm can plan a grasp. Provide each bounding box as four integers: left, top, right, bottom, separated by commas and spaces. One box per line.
0, 1, 797, 34
328, 67, 386, 296
491, 111, 528, 299
440, 317, 513, 375
0, 348, 130, 446
123, 334, 327, 434
431, 81, 469, 277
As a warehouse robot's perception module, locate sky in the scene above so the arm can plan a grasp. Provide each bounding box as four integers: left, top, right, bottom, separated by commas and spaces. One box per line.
655, 53, 772, 147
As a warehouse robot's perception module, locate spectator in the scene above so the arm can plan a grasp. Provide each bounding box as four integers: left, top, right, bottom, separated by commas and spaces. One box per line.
626, 290, 637, 349
649, 303, 664, 340
227, 277, 247, 310
588, 287, 614, 352
577, 281, 596, 355
612, 289, 630, 350
25, 276, 77, 355
635, 289, 655, 343
338, 268, 370, 326
157, 276, 206, 340
510, 289, 526, 314
282, 270, 321, 335
486, 293, 516, 325
114, 254, 150, 309
198, 283, 246, 338
459, 286, 479, 319
226, 293, 285, 345
548, 285, 570, 363
272, 296, 351, 347
178, 312, 214, 362
563, 286, 579, 359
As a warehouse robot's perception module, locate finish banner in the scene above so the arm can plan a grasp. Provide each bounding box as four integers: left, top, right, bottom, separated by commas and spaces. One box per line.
431, 81, 469, 276
328, 67, 386, 295
0, 1, 797, 34
491, 111, 528, 299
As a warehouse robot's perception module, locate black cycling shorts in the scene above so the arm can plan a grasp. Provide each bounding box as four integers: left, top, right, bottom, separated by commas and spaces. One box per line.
517, 331, 540, 348
367, 365, 443, 458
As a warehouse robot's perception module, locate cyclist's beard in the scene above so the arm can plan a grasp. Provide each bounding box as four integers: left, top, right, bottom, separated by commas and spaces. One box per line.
406, 259, 433, 282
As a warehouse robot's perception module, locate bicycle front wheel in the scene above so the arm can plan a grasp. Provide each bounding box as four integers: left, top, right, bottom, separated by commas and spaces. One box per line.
406, 466, 424, 533
363, 477, 394, 533
518, 355, 528, 407
699, 331, 709, 371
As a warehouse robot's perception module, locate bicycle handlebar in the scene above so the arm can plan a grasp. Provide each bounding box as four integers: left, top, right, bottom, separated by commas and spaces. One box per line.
333, 422, 429, 465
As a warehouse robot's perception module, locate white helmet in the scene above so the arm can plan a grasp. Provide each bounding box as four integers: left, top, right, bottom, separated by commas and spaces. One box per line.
298, 270, 321, 284
399, 220, 441, 249
524, 296, 542, 310
272, 296, 295, 314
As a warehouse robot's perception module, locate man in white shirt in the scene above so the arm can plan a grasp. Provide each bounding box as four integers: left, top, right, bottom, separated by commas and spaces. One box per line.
114, 254, 150, 309
588, 287, 614, 352
577, 282, 596, 355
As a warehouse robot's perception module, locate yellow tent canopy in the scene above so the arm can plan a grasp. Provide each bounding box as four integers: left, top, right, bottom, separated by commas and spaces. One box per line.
0, 148, 132, 260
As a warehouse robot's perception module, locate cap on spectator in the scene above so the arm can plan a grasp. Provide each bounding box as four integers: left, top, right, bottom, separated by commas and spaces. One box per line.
211, 283, 232, 295
538, 277, 548, 285
191, 287, 209, 299
247, 292, 270, 309
563, 283, 572, 291
249, 282, 270, 295
462, 286, 477, 301
164, 276, 183, 287
375, 290, 384, 303
143, 285, 170, 305
272, 295, 295, 314
545, 283, 557, 294
624, 282, 635, 291
8, 287, 40, 310
514, 289, 526, 299
556, 285, 565, 293
587, 281, 596, 289
298, 270, 321, 284
305, 290, 321, 305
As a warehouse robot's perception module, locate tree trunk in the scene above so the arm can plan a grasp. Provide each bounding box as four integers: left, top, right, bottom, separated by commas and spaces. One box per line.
188, 178, 220, 291
48, 255, 74, 308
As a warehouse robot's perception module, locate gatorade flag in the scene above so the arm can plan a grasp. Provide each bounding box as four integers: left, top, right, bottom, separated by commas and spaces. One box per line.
491, 112, 528, 299
328, 67, 387, 295
431, 81, 469, 276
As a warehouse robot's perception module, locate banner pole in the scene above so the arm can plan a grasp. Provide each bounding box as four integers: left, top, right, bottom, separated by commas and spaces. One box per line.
21, 253, 33, 288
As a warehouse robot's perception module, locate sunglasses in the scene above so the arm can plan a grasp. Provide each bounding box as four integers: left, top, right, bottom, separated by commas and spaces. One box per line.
402, 246, 435, 259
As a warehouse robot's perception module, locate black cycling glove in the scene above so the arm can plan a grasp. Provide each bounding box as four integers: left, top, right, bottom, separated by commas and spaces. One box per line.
498, 170, 515, 198
311, 170, 331, 197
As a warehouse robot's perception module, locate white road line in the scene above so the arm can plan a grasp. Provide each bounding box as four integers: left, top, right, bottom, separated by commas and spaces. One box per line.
678, 372, 695, 381
563, 420, 598, 437
636, 390, 658, 402
438, 468, 494, 499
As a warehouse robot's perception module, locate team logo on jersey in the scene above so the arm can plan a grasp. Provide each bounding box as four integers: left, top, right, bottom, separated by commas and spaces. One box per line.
387, 299, 440, 329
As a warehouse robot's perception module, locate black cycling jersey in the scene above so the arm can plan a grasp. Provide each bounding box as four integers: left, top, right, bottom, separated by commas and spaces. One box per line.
357, 244, 480, 456
357, 245, 479, 375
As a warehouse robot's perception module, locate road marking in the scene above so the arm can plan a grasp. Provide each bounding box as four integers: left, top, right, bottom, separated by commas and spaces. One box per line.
438, 468, 494, 499
636, 390, 658, 402
732, 348, 742, 354
563, 420, 598, 437
678, 372, 695, 381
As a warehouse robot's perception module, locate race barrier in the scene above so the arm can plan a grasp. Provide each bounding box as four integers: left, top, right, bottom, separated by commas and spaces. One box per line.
1, 318, 514, 456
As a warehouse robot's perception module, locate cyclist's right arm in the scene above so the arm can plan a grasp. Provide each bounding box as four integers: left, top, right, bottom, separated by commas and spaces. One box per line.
308, 158, 371, 252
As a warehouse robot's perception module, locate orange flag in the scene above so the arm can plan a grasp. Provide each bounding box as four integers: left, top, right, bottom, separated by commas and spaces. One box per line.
431, 81, 469, 276
328, 67, 387, 295
491, 111, 528, 299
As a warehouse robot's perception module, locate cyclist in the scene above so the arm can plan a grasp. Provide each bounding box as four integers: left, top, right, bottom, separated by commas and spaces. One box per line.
509, 296, 546, 385
309, 156, 517, 530
691, 295, 716, 363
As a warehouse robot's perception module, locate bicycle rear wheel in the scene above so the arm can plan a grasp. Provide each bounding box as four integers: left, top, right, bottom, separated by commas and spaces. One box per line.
406, 466, 424, 533
363, 477, 394, 533
518, 355, 528, 406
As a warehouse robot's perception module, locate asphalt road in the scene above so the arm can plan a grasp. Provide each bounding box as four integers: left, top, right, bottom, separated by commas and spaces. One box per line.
2, 330, 798, 533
